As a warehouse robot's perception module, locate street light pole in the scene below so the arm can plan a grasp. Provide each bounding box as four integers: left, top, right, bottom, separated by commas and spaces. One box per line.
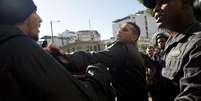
50, 20, 60, 43
50, 21, 54, 43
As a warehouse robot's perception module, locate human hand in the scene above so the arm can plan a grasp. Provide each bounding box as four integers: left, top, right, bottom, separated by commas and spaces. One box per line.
47, 43, 65, 56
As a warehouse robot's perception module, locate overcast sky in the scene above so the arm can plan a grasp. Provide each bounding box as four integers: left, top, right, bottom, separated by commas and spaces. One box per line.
34, 0, 146, 40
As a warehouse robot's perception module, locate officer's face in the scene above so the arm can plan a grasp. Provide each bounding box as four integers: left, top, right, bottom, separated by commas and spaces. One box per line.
117, 23, 137, 43
153, 0, 184, 30
157, 37, 167, 49
24, 10, 42, 41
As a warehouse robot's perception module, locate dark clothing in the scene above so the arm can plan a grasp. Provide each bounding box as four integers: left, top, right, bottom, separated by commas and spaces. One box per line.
0, 25, 101, 101
154, 49, 165, 77
66, 41, 147, 101
147, 76, 177, 101
162, 22, 201, 101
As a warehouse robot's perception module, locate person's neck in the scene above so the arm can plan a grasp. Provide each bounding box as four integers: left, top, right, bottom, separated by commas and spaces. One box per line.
170, 16, 196, 38
170, 32, 177, 38
174, 13, 197, 33
178, 19, 196, 33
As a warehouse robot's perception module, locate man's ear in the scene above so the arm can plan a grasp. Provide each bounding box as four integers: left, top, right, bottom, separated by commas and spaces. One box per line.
132, 34, 138, 42
16, 21, 29, 36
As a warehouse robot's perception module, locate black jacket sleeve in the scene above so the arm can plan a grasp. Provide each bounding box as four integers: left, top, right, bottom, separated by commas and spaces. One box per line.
65, 41, 129, 72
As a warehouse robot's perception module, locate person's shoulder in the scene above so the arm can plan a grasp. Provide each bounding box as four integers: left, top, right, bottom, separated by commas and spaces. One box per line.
191, 22, 201, 36
7, 36, 43, 55
11, 35, 38, 47
188, 23, 201, 45
105, 41, 134, 55
190, 30, 201, 45
107, 40, 125, 48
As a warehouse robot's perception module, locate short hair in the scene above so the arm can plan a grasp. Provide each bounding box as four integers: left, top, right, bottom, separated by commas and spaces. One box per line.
126, 22, 141, 39
147, 45, 155, 49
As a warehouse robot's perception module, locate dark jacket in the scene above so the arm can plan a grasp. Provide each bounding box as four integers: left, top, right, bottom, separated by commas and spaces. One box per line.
147, 76, 177, 101
0, 25, 100, 101
162, 22, 201, 101
66, 41, 147, 101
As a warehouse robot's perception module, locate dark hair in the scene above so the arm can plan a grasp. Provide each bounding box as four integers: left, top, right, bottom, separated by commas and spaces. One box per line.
126, 22, 141, 39
147, 45, 155, 49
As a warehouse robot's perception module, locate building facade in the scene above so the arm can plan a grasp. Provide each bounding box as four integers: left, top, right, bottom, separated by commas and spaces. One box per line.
62, 30, 104, 53
63, 40, 105, 53
76, 30, 101, 41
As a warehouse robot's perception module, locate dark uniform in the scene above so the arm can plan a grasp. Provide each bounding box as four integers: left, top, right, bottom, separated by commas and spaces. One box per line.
0, 25, 103, 101
66, 41, 148, 101
162, 22, 201, 101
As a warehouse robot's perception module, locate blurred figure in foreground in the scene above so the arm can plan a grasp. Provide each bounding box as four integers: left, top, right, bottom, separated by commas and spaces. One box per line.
0, 0, 114, 101
143, 0, 201, 100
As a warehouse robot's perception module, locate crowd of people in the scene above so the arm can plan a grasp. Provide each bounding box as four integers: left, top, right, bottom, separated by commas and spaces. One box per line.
0, 0, 201, 101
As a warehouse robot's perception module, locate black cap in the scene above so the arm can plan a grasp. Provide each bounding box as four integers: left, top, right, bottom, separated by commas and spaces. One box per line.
156, 32, 168, 40
143, 0, 156, 9
0, 0, 37, 25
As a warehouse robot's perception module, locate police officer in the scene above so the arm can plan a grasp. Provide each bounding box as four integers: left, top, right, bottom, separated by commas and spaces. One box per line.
143, 0, 201, 101
155, 32, 168, 51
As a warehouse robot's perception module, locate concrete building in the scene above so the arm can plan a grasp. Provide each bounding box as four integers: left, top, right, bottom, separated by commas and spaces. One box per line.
60, 30, 77, 44
76, 30, 101, 41
62, 30, 103, 53
63, 40, 105, 53
38, 30, 100, 47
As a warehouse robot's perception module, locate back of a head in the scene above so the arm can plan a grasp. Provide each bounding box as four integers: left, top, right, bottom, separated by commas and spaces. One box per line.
0, 0, 36, 25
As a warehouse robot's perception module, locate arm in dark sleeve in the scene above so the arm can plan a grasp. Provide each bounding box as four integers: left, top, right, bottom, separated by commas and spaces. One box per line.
11, 39, 98, 101
175, 40, 201, 101
65, 41, 128, 71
